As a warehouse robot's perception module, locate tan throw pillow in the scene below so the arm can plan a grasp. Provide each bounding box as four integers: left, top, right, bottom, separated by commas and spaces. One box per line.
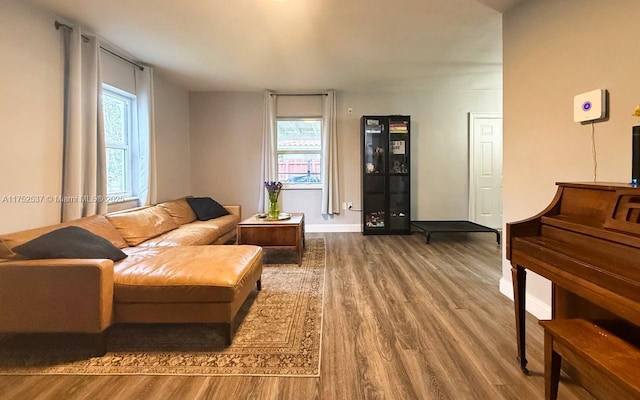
106, 207, 178, 246
157, 197, 197, 225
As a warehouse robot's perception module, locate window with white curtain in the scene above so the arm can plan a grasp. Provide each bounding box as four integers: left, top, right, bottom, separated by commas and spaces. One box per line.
276, 118, 322, 188
102, 84, 137, 199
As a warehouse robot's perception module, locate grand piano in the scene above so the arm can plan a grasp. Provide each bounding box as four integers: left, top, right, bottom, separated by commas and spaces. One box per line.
506, 182, 640, 383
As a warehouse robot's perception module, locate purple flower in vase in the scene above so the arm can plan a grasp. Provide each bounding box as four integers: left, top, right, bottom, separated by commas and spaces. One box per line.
264, 181, 283, 218
264, 181, 283, 199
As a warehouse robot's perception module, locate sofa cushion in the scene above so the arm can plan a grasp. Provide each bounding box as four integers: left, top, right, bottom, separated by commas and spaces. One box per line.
72, 215, 129, 249
106, 207, 178, 246
113, 245, 263, 303
12, 226, 127, 261
156, 197, 197, 226
186, 197, 229, 221
137, 225, 221, 247
0, 215, 128, 258
188, 213, 240, 236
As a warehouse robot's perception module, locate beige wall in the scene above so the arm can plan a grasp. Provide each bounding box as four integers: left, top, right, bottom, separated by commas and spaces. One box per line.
154, 72, 191, 202
189, 92, 264, 218
341, 89, 502, 223
189, 91, 349, 227
502, 0, 640, 317
0, 0, 64, 233
0, 0, 190, 233
189, 87, 502, 229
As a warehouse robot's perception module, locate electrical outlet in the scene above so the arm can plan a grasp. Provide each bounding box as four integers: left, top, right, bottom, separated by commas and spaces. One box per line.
342, 202, 347, 210
347, 202, 353, 210
347, 107, 353, 115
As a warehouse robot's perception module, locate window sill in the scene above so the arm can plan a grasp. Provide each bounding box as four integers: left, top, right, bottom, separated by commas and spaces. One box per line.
283, 184, 322, 191
108, 196, 138, 205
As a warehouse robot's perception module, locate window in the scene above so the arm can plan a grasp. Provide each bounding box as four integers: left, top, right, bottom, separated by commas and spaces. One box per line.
102, 85, 136, 198
276, 118, 322, 187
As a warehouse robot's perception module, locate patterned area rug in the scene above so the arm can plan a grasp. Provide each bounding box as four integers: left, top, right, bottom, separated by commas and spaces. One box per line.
0, 238, 325, 376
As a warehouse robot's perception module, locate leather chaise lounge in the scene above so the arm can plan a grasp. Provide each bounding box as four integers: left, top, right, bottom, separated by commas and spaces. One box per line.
0, 197, 263, 352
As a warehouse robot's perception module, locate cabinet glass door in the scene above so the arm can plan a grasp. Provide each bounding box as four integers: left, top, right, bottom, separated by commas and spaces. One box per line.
388, 117, 410, 232
363, 118, 387, 229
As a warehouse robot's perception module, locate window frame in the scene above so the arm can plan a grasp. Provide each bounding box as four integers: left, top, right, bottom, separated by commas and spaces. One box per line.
276, 117, 323, 190
102, 84, 138, 202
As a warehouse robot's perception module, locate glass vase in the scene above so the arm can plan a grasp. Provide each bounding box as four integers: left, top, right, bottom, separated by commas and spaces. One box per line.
268, 199, 279, 219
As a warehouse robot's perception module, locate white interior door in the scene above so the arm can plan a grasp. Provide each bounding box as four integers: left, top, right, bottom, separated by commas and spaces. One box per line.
469, 113, 503, 229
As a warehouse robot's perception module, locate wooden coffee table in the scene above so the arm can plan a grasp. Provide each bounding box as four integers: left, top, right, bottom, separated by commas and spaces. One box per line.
237, 213, 305, 266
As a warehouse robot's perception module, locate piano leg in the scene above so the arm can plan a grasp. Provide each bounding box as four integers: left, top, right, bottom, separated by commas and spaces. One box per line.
512, 264, 529, 375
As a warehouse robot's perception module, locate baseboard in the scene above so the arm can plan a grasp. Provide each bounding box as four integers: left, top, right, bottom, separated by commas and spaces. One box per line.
499, 277, 551, 320
306, 224, 361, 233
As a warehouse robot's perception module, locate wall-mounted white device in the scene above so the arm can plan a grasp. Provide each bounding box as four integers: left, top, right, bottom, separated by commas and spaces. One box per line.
574, 89, 608, 123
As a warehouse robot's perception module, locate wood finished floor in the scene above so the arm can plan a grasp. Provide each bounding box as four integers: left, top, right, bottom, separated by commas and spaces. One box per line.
0, 232, 596, 400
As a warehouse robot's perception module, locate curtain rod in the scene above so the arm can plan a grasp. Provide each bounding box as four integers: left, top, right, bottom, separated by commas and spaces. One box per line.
270, 93, 328, 97
54, 21, 145, 71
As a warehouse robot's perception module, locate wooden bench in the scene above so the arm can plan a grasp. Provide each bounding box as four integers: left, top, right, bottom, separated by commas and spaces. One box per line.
539, 319, 640, 400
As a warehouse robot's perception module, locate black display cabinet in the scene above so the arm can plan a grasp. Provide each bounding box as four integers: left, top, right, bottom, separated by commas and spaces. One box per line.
361, 115, 410, 235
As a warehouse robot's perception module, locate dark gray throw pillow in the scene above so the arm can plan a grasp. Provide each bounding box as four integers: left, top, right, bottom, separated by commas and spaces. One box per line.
12, 226, 127, 262
186, 197, 229, 221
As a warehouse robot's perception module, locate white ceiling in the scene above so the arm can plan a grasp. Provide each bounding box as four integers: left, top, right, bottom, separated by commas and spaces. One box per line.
27, 0, 522, 92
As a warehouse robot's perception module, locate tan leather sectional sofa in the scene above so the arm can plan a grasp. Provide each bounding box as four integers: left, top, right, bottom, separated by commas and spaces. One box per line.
0, 197, 263, 352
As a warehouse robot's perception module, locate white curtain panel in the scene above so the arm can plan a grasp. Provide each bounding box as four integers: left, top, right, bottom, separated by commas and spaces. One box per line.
321, 90, 340, 215
135, 66, 157, 206
258, 90, 277, 212
61, 25, 107, 221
